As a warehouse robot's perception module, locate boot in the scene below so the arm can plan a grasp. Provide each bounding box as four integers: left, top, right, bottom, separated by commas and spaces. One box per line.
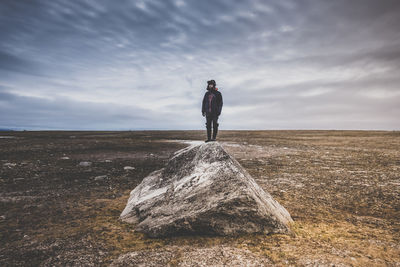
205, 127, 211, 142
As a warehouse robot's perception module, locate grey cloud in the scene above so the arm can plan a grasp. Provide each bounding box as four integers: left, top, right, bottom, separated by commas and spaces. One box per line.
227, 72, 400, 107
0, 50, 44, 76
0, 0, 399, 130
0, 89, 177, 130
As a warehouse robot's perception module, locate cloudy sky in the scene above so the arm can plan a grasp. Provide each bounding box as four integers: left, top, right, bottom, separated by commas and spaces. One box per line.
1, 0, 399, 130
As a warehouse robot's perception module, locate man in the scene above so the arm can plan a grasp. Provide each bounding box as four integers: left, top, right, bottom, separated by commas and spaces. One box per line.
202, 79, 223, 142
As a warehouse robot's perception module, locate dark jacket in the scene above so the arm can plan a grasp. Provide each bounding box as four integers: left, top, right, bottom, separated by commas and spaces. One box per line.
202, 88, 223, 117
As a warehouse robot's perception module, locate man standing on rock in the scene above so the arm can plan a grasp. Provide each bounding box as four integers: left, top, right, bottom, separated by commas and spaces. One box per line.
202, 79, 223, 142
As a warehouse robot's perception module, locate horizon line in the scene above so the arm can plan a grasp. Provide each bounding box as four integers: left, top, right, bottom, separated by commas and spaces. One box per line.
1, 129, 399, 132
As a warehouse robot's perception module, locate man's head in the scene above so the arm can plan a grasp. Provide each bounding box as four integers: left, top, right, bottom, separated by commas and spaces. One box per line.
207, 80, 216, 90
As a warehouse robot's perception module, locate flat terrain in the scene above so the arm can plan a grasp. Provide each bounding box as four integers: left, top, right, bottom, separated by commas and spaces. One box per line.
0, 130, 399, 266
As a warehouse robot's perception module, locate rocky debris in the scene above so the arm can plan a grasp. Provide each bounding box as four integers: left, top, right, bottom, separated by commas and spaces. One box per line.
79, 161, 92, 167
0, 195, 44, 203
94, 175, 108, 181
120, 142, 293, 237
123, 166, 135, 170
110, 245, 271, 266
34, 236, 108, 267
3, 162, 17, 168
60, 156, 70, 160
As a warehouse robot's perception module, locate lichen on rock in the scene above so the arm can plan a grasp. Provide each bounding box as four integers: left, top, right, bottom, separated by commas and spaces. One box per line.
120, 141, 293, 237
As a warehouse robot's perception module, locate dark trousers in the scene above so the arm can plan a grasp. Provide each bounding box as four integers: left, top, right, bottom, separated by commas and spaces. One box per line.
206, 115, 219, 140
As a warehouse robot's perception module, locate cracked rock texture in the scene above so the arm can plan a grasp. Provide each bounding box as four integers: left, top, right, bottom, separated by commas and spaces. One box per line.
120, 141, 293, 237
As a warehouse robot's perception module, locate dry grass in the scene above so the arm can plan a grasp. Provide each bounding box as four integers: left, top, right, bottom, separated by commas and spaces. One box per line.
1, 130, 399, 265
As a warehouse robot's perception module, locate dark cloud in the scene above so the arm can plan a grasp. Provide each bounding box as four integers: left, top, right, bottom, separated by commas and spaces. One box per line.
0, 50, 44, 76
0, 0, 399, 130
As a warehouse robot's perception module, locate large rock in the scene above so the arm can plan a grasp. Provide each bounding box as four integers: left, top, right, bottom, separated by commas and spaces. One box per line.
119, 142, 293, 237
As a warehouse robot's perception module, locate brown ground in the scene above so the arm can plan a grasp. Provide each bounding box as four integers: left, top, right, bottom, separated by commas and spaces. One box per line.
0, 130, 399, 266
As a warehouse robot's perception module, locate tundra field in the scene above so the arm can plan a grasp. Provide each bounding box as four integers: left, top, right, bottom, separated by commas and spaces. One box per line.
0, 130, 399, 266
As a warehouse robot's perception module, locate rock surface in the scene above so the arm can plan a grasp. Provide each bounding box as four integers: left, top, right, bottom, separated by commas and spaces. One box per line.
120, 142, 293, 237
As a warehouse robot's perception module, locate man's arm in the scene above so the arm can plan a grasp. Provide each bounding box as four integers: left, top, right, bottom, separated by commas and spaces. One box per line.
202, 93, 207, 115
217, 92, 223, 116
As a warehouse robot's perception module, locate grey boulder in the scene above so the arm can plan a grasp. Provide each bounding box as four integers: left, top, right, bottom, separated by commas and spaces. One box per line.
120, 141, 293, 237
